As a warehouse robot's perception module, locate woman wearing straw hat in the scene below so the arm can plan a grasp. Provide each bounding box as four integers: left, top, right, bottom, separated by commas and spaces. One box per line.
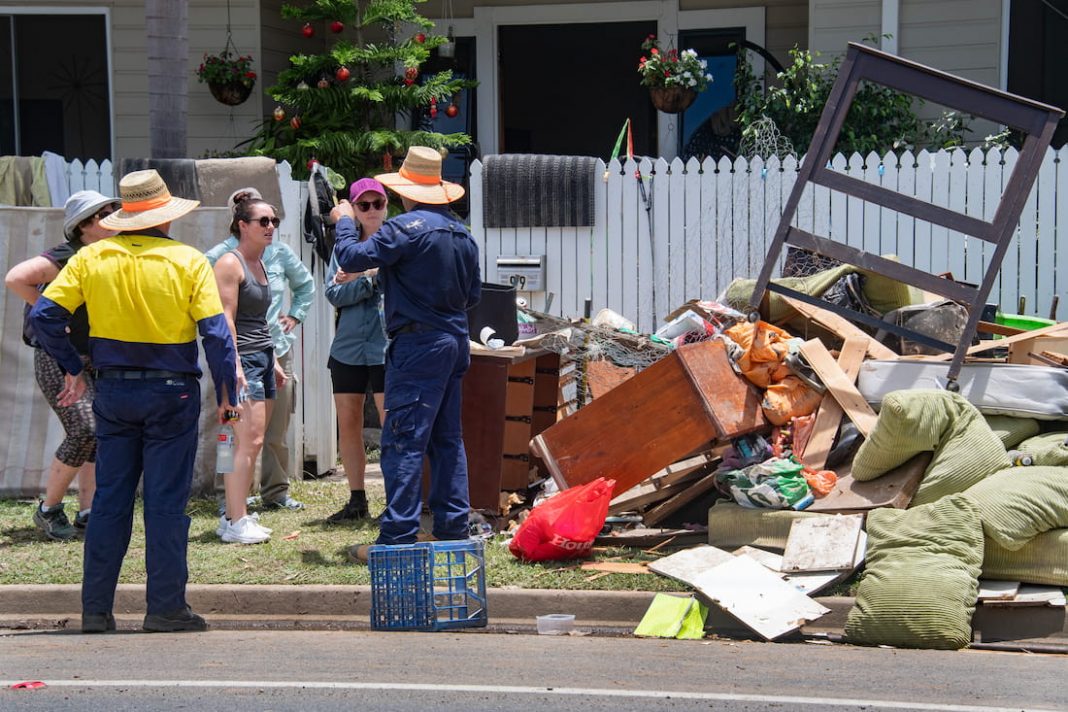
30, 169, 238, 633
5, 190, 119, 540
331, 146, 481, 558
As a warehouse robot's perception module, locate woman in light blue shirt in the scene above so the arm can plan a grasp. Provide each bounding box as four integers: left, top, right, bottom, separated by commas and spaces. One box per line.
325, 178, 388, 523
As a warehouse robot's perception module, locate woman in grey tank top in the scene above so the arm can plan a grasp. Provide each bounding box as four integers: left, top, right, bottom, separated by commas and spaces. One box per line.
213, 197, 281, 544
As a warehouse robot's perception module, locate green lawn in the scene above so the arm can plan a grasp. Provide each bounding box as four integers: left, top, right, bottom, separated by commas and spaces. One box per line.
0, 477, 685, 592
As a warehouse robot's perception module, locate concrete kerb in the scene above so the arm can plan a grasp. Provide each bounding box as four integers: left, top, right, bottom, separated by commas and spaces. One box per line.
1, 584, 1064, 647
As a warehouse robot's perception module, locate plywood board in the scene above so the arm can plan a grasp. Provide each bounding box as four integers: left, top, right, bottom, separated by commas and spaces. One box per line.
798, 340, 878, 437
781, 514, 865, 573
806, 452, 929, 513
732, 546, 783, 572
579, 562, 651, 575
593, 527, 706, 549
984, 585, 1067, 608
783, 531, 867, 597
1008, 336, 1068, 365
586, 359, 636, 399
977, 580, 1020, 602
802, 336, 868, 470
965, 321, 1068, 356
780, 295, 898, 360
648, 545, 736, 584
608, 468, 706, 514
642, 472, 720, 527
690, 555, 830, 640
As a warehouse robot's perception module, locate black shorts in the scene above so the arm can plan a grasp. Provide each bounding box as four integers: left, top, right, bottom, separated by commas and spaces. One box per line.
328, 356, 385, 394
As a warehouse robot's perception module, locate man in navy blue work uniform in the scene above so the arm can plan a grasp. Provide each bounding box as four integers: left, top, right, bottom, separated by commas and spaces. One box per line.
331, 146, 480, 560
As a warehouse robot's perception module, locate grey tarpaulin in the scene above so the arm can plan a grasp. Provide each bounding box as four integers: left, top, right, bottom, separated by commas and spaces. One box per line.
483, 154, 597, 228
119, 158, 201, 202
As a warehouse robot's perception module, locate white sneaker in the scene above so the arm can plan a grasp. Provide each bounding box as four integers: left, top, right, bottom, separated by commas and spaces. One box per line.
249, 512, 272, 534
216, 515, 229, 538
217, 513, 272, 536
221, 515, 270, 544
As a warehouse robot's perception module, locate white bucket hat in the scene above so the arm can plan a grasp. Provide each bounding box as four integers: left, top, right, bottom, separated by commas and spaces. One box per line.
63, 190, 121, 240
99, 169, 200, 232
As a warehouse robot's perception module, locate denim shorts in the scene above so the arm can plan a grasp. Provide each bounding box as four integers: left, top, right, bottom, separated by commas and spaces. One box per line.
240, 348, 276, 401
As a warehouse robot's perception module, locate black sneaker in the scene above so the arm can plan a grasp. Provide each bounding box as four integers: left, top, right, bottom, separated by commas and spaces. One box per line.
143, 606, 208, 633
33, 503, 77, 541
326, 500, 369, 523
74, 511, 90, 533
82, 612, 116, 633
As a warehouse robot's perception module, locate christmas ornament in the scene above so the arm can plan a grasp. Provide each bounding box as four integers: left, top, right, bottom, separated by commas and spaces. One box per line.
445, 103, 459, 118
429, 98, 438, 119
404, 66, 419, 81
297, 81, 310, 91
438, 146, 449, 159
301, 23, 314, 38
414, 33, 426, 44
306, 157, 318, 171
317, 77, 330, 89
273, 106, 285, 122
335, 66, 351, 82
330, 20, 344, 33
290, 116, 301, 130
404, 79, 414, 86
383, 152, 393, 171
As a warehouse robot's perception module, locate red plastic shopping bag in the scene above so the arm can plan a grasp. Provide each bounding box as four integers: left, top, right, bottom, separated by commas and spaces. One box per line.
509, 477, 616, 562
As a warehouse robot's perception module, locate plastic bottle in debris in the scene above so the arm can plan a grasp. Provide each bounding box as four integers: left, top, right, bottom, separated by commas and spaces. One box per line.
1007, 450, 1034, 467
215, 411, 238, 474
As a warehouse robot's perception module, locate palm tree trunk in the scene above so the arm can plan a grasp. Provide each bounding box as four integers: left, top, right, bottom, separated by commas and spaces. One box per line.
146, 0, 188, 158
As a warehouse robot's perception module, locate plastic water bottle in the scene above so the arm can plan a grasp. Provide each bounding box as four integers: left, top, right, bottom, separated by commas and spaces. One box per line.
216, 413, 237, 474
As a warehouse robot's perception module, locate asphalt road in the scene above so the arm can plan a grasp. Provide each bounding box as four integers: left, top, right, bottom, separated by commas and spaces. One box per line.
1, 628, 1065, 712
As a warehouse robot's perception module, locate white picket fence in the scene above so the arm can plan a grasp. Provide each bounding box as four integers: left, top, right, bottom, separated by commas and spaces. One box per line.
63, 159, 116, 196
469, 147, 1067, 333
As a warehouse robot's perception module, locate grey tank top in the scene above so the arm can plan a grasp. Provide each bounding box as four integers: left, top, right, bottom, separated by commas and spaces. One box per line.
231, 250, 273, 354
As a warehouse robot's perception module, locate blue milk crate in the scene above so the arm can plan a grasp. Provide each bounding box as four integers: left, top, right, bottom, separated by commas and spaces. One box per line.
368, 539, 488, 631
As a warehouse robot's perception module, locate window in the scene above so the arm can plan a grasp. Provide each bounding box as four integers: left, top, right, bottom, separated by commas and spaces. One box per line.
0, 12, 111, 160
677, 28, 745, 161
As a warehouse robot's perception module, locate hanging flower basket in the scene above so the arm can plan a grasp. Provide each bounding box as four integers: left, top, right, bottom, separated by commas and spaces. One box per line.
207, 79, 254, 106
648, 85, 697, 114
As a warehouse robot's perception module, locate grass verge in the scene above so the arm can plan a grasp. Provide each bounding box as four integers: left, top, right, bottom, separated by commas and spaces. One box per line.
0, 477, 685, 592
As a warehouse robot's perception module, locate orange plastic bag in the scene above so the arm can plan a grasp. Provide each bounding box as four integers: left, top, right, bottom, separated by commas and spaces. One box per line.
509, 477, 616, 562
762, 376, 822, 426
802, 467, 838, 497
725, 321, 794, 388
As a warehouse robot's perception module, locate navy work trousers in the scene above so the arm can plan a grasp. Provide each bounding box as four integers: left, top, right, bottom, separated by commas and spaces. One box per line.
378, 330, 470, 544
82, 376, 201, 615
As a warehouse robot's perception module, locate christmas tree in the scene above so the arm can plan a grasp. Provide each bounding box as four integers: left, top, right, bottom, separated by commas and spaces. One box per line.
248, 0, 473, 184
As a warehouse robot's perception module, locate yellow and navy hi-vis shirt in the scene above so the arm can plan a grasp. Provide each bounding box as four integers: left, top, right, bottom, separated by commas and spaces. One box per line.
30, 231, 237, 406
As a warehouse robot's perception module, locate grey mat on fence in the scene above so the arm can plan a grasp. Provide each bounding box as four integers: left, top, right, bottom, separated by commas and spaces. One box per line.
119, 158, 201, 202
483, 154, 597, 228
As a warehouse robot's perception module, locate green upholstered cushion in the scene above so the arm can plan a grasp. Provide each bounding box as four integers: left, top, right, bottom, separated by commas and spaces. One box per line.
724, 265, 854, 323
983, 528, 1068, 587
1015, 432, 1068, 467
852, 389, 1010, 506
706, 500, 819, 552
845, 495, 983, 650
983, 415, 1041, 449
859, 261, 924, 316
963, 465, 1068, 551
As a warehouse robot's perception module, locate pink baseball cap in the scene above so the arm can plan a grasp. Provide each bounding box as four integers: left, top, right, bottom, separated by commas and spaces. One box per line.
349, 178, 387, 202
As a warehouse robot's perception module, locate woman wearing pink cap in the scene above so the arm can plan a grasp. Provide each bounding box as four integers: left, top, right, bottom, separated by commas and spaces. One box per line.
324, 178, 389, 523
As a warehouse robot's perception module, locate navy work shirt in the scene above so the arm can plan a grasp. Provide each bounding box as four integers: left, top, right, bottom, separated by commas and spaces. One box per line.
333, 204, 481, 336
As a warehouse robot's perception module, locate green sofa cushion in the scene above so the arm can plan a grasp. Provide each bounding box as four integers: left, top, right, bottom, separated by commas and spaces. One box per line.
963, 465, 1068, 551
853, 390, 1011, 506
845, 495, 983, 650
983, 415, 1041, 450
1015, 432, 1068, 467
983, 528, 1068, 587
706, 500, 819, 552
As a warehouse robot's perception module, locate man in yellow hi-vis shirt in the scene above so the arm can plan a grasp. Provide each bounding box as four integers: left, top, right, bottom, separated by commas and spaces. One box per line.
30, 170, 238, 634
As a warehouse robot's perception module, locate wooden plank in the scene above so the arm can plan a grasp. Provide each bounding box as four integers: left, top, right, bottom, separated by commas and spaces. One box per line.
585, 359, 636, 399
780, 515, 865, 573
1008, 336, 1068, 365
977, 580, 1021, 602
807, 452, 930, 513
593, 527, 707, 549
984, 585, 1067, 608
964, 320, 1068, 355
801, 336, 868, 470
690, 555, 830, 641
676, 339, 767, 440
579, 562, 651, 575
798, 339, 878, 437
652, 451, 718, 488
780, 295, 898, 360
607, 469, 704, 515
641, 472, 719, 527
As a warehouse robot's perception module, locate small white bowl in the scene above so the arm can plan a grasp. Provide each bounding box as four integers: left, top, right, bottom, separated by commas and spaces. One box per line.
536, 613, 575, 635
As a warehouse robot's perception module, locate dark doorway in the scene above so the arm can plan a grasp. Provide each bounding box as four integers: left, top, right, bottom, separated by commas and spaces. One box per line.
0, 13, 111, 160
678, 28, 745, 161
498, 21, 657, 156
1008, 0, 1068, 148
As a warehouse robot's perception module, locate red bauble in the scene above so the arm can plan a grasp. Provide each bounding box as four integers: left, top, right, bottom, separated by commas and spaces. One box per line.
445, 104, 459, 118
404, 66, 419, 81
301, 23, 314, 38
415, 33, 426, 44
335, 66, 351, 82
403, 79, 414, 86
273, 106, 285, 122
290, 116, 301, 130
306, 158, 318, 171
429, 108, 438, 119
330, 21, 344, 33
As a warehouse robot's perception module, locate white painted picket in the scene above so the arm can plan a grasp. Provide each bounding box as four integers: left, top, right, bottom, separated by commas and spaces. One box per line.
65, 159, 115, 195
469, 147, 1068, 333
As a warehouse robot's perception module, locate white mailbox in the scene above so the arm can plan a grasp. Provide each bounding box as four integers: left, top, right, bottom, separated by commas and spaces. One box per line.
496, 255, 546, 292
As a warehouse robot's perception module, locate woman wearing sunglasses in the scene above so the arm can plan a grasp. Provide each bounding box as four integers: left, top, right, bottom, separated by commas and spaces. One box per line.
212, 197, 283, 544
5, 190, 119, 540
324, 178, 389, 523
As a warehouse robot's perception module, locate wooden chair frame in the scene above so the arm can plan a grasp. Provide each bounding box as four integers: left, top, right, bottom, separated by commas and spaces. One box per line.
749, 42, 1064, 386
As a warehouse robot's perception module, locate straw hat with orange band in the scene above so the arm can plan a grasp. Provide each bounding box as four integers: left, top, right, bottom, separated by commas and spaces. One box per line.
375, 146, 464, 205
99, 169, 200, 232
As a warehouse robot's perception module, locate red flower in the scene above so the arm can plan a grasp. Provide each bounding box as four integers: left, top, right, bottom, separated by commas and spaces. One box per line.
639, 56, 646, 64
650, 48, 659, 55
245, 71, 256, 79
663, 70, 670, 77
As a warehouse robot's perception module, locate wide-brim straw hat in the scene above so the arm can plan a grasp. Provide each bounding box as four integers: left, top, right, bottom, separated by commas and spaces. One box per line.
100, 169, 200, 232
63, 190, 121, 240
376, 146, 464, 205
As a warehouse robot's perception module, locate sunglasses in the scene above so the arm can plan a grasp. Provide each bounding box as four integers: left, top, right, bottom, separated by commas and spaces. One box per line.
80, 208, 114, 228
355, 199, 386, 212
248, 216, 281, 228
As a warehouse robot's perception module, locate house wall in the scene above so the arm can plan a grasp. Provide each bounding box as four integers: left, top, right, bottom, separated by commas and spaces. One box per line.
0, 0, 262, 164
